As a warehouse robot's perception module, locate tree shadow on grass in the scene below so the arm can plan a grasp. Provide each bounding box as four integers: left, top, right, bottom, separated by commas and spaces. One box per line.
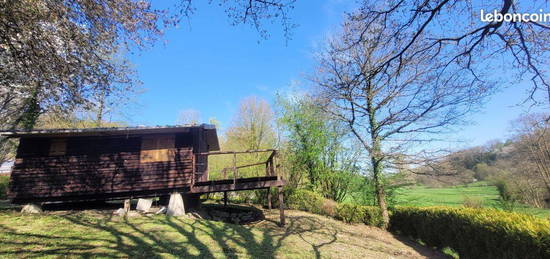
0, 208, 341, 258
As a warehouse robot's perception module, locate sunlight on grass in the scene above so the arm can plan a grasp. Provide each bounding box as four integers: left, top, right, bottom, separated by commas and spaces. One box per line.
394, 181, 550, 218
0, 209, 444, 258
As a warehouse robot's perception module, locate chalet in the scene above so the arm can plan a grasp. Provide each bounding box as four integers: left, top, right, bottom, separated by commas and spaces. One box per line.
0, 125, 286, 224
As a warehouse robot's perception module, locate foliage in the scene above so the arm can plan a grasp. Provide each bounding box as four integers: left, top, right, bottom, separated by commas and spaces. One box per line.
0, 175, 9, 199
312, 6, 489, 228
390, 206, 550, 259
286, 189, 330, 216
286, 189, 384, 227
334, 203, 383, 227
208, 97, 276, 181
0, 138, 17, 165
277, 95, 360, 202
1, 0, 161, 130
493, 178, 518, 203
462, 196, 484, 209
35, 112, 126, 129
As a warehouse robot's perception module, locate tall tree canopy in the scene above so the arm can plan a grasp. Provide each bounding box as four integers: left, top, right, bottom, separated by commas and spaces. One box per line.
313, 12, 489, 228
0, 0, 296, 131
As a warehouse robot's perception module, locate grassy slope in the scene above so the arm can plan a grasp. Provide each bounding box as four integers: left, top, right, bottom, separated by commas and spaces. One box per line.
394, 181, 550, 218
0, 207, 447, 259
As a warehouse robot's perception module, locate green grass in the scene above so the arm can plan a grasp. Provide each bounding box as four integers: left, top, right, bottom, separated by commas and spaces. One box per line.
0, 207, 446, 258
394, 181, 550, 218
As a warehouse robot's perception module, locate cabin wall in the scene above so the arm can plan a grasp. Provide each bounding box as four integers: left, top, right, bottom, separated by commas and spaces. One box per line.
8, 130, 208, 203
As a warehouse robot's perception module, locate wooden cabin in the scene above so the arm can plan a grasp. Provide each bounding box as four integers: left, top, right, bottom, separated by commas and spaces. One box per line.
1, 125, 286, 224
2, 125, 219, 204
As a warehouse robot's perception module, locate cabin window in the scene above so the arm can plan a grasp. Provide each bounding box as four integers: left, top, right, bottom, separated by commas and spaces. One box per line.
49, 139, 67, 156
140, 135, 175, 163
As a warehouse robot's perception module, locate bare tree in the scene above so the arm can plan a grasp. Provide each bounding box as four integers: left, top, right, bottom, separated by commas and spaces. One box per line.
225, 96, 276, 151
352, 0, 550, 106
312, 15, 489, 228
513, 113, 550, 197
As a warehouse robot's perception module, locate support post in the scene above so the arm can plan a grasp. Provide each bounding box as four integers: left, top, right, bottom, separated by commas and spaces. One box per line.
124, 199, 131, 213
191, 153, 196, 186
136, 198, 153, 212
267, 187, 272, 209
224, 191, 228, 206
232, 153, 237, 184
167, 192, 186, 216
278, 186, 285, 226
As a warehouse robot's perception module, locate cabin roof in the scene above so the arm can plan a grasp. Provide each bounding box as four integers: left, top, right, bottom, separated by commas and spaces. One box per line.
0, 124, 220, 151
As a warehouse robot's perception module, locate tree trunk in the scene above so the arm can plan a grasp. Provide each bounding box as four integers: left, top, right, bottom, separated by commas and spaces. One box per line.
371, 151, 390, 229
18, 86, 41, 130
96, 87, 106, 127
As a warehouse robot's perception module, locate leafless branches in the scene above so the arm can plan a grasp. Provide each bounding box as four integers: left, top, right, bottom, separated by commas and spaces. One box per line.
353, 0, 550, 106
312, 10, 491, 226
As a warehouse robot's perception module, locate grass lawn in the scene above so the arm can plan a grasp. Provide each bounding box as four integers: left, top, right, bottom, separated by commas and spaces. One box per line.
0, 204, 448, 258
394, 181, 550, 218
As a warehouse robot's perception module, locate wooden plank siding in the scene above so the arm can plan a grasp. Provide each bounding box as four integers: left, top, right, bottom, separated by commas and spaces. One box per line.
8, 128, 210, 204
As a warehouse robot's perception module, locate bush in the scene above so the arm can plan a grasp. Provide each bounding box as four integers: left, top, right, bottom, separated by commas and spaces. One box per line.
390, 206, 550, 259
0, 175, 9, 199
287, 189, 335, 216
462, 196, 484, 208
287, 189, 383, 227
335, 203, 383, 227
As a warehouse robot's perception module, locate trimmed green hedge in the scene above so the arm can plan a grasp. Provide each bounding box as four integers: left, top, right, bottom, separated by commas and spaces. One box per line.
287, 189, 382, 227
390, 206, 550, 259
335, 203, 384, 227
287, 189, 329, 215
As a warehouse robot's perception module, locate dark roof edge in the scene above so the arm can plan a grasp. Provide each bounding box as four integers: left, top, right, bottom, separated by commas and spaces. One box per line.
0, 124, 217, 138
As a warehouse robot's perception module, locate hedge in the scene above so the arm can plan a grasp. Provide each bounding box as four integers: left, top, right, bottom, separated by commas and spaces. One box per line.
390, 206, 550, 259
287, 189, 382, 227
335, 203, 384, 227
287, 189, 331, 216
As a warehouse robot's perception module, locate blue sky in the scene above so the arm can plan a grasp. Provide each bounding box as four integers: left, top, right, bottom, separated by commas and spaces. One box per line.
127, 0, 545, 149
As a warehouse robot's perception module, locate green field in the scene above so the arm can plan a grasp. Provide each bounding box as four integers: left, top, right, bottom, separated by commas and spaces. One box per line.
395, 181, 550, 218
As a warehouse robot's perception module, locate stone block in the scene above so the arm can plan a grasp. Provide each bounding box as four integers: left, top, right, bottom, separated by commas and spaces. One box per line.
167, 193, 186, 216
21, 203, 42, 214
136, 198, 153, 212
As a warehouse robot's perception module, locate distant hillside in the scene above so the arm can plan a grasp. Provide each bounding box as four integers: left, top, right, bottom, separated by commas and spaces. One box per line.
413, 116, 549, 209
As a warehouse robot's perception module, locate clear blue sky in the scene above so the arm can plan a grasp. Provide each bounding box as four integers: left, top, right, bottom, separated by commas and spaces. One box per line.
127, 0, 545, 149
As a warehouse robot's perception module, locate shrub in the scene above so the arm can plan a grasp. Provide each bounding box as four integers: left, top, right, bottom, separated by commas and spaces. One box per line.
287, 189, 384, 227
462, 196, 483, 208
390, 206, 550, 259
335, 203, 384, 227
287, 189, 329, 215
0, 175, 9, 199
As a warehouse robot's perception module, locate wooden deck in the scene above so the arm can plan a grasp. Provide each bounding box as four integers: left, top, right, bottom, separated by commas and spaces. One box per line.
190, 176, 285, 194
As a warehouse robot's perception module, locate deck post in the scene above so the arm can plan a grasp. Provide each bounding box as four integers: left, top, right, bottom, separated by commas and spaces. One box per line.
124, 199, 131, 213
267, 188, 272, 209
167, 192, 186, 216
224, 191, 228, 206
233, 153, 237, 184
278, 186, 285, 226
273, 151, 278, 179
191, 153, 196, 186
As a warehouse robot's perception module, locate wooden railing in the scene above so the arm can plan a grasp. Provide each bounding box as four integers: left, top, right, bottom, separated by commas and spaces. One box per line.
194, 149, 278, 185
